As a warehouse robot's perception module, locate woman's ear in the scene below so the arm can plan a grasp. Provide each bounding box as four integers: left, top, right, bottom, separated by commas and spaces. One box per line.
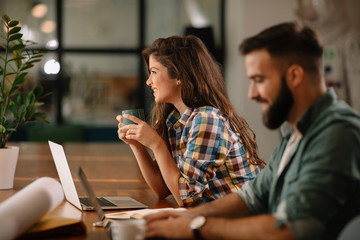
286, 64, 304, 89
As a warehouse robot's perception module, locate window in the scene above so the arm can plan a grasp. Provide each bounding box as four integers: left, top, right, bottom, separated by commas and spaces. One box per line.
1, 0, 224, 141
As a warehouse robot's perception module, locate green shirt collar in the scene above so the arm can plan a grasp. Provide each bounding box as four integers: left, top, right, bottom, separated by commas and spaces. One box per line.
296, 88, 337, 135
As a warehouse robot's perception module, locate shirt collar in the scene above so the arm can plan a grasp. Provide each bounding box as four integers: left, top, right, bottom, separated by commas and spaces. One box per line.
296, 88, 337, 135
280, 122, 294, 137
166, 108, 193, 128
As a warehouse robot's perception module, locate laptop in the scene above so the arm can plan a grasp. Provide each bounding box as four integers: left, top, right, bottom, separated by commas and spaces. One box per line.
78, 167, 146, 240
48, 140, 148, 210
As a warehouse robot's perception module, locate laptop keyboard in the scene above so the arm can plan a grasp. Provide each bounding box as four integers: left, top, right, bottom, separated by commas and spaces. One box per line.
80, 197, 116, 207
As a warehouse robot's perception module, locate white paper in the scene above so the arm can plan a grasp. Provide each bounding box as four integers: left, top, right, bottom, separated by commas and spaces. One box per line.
0, 177, 64, 240
105, 207, 187, 220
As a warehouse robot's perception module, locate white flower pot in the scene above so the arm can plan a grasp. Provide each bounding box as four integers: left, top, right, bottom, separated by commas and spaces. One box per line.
0, 146, 19, 190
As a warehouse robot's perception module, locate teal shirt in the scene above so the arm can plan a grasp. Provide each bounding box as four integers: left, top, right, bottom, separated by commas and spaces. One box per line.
238, 88, 360, 239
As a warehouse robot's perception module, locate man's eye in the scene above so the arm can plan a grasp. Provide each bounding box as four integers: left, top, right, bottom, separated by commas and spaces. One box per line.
151, 71, 156, 74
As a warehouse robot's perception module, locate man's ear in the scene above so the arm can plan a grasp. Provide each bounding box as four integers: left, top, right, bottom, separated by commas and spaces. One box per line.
286, 64, 304, 89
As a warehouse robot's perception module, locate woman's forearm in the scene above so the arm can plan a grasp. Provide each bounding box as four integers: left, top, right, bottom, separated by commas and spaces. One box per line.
150, 140, 183, 206
129, 143, 170, 199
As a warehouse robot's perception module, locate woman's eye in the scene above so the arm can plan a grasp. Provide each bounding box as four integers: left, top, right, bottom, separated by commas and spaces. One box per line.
151, 71, 156, 74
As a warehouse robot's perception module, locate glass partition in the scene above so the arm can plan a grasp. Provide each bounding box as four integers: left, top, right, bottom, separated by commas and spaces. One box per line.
0, 0, 57, 48
2, 0, 225, 142
63, 0, 139, 48
62, 53, 140, 126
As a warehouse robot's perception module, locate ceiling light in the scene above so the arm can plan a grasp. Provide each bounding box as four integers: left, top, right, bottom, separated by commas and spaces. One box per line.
40, 20, 56, 33
32, 3, 48, 18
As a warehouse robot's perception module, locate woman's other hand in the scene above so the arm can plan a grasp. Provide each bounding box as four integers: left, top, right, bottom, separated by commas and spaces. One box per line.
119, 114, 162, 150
116, 115, 141, 146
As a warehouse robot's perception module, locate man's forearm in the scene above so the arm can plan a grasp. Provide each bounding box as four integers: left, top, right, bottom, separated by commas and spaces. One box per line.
201, 215, 293, 240
188, 193, 251, 218
187, 194, 293, 239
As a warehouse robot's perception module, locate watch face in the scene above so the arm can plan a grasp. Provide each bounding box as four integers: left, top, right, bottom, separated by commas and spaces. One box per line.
190, 216, 206, 229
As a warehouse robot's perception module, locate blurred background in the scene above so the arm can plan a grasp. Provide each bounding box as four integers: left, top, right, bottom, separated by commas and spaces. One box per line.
1, 0, 360, 161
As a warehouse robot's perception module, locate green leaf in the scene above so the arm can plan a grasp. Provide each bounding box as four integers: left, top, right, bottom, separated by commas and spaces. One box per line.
3, 89, 9, 96
14, 72, 27, 84
13, 51, 22, 68
10, 86, 19, 95
17, 105, 26, 122
9, 33, 22, 41
26, 91, 36, 105
9, 26, 21, 34
33, 113, 49, 124
17, 94, 25, 105
26, 105, 36, 119
10, 73, 27, 94
2, 15, 10, 24
28, 59, 42, 64
5, 72, 16, 76
33, 85, 44, 99
20, 64, 34, 71
9, 100, 17, 117
8, 56, 26, 62
8, 20, 19, 27
0, 124, 6, 134
10, 43, 25, 51
32, 54, 45, 58
3, 119, 18, 131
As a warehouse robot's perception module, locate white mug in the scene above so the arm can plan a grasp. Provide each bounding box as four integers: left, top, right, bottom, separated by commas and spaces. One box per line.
111, 219, 146, 240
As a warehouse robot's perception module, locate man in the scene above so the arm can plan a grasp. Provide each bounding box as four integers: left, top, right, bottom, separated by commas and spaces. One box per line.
144, 22, 360, 240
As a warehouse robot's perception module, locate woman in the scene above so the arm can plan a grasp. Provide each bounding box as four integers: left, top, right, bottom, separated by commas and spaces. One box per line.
117, 35, 265, 207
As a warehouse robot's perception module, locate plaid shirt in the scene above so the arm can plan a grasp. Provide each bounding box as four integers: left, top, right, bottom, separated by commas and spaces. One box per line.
166, 106, 261, 206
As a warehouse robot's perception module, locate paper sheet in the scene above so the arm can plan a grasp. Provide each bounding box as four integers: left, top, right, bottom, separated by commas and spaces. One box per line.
105, 207, 187, 219
0, 177, 64, 240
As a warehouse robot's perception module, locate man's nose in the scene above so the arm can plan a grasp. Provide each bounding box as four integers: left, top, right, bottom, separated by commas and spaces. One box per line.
248, 81, 259, 100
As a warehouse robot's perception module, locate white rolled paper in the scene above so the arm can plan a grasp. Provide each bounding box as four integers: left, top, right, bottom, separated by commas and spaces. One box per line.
0, 177, 64, 240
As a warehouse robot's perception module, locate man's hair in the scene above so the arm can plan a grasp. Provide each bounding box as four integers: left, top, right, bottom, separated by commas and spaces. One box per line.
239, 22, 323, 77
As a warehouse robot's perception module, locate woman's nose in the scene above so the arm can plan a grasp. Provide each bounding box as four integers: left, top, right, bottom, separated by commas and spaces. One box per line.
146, 77, 152, 86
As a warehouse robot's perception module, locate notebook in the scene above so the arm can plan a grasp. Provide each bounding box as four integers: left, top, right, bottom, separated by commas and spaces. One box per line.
48, 140, 148, 211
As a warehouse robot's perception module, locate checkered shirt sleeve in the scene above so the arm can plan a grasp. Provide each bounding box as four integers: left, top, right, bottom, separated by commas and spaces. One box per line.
167, 107, 260, 206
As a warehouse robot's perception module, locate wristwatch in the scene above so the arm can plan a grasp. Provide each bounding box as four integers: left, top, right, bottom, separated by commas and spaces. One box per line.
189, 216, 206, 240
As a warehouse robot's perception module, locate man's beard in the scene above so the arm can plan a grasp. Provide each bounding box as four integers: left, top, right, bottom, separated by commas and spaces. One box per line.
262, 75, 294, 129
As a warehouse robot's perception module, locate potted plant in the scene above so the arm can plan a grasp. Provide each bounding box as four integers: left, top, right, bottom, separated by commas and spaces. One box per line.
0, 14, 49, 189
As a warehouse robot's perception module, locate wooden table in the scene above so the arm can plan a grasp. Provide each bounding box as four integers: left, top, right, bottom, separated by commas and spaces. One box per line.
0, 142, 177, 239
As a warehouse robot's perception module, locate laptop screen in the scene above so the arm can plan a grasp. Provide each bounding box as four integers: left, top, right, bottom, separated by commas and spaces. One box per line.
77, 167, 105, 222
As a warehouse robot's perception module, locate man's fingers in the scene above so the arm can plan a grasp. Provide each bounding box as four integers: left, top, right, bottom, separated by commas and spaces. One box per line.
144, 210, 179, 223
145, 219, 167, 238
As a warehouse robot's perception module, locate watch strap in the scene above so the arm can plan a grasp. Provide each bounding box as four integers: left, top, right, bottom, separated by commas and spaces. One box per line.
193, 228, 203, 240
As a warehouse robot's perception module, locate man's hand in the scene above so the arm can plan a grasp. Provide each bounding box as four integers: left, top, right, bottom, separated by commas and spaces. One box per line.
144, 209, 203, 239
144, 209, 197, 223
146, 215, 193, 239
